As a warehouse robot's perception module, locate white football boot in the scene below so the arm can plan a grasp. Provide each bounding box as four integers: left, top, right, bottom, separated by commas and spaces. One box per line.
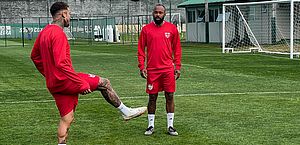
167, 126, 178, 136
144, 126, 154, 135
122, 107, 147, 121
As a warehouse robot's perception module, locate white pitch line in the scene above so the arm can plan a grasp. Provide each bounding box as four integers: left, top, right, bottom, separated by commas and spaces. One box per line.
182, 63, 205, 69
1, 91, 300, 104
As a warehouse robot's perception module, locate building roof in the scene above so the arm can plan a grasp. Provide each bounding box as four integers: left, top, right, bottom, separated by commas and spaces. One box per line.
178, 0, 235, 8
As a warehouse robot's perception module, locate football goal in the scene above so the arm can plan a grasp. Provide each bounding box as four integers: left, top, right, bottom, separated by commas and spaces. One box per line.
165, 13, 181, 31
222, 0, 300, 59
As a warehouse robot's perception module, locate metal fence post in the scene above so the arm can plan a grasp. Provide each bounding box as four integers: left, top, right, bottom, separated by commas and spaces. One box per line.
21, 18, 24, 47
4, 18, 7, 47
122, 16, 124, 44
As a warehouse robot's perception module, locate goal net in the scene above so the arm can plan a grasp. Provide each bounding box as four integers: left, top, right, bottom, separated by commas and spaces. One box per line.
165, 13, 181, 32
64, 27, 75, 40
222, 0, 300, 59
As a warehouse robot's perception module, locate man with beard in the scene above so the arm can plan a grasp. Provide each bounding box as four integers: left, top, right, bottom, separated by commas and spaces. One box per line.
31, 2, 147, 144
137, 3, 182, 136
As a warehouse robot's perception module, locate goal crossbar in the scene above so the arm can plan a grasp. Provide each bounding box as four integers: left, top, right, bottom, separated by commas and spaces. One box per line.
224, 0, 300, 6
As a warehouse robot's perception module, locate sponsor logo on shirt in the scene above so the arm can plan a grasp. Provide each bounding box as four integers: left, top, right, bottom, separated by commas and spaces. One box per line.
165, 32, 170, 38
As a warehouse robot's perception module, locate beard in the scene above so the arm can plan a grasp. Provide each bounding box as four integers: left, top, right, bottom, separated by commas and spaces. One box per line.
64, 22, 69, 27
63, 18, 70, 27
153, 16, 164, 25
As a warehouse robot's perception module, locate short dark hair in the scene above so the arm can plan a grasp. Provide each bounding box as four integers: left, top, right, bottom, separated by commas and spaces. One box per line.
50, 2, 69, 17
153, 3, 166, 13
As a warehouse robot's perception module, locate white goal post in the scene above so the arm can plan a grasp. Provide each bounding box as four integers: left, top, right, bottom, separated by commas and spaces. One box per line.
222, 0, 300, 59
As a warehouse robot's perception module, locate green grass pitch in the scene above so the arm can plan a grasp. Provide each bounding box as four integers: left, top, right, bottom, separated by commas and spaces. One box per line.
1, 41, 300, 144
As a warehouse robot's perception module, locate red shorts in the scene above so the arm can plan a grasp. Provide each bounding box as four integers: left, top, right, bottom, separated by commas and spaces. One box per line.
146, 70, 175, 94
52, 73, 100, 117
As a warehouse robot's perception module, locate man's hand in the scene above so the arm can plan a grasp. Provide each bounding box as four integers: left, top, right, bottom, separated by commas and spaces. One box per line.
175, 70, 181, 80
81, 89, 92, 95
140, 69, 147, 79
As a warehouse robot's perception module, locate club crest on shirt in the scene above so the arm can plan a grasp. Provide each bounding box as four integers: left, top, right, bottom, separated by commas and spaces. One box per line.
148, 84, 153, 90
165, 32, 170, 38
88, 74, 96, 78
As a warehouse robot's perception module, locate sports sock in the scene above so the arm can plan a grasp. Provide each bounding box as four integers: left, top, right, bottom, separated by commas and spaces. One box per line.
117, 102, 131, 116
148, 114, 155, 128
167, 113, 174, 128
58, 144, 66, 145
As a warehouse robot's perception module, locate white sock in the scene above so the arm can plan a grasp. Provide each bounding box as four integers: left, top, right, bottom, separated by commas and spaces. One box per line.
58, 144, 66, 145
117, 102, 130, 116
167, 113, 174, 128
148, 114, 155, 128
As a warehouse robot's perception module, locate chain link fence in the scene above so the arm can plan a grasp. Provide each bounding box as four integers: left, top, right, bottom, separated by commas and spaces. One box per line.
0, 15, 185, 47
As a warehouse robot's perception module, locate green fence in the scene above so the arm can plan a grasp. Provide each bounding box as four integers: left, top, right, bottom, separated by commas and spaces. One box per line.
0, 15, 184, 47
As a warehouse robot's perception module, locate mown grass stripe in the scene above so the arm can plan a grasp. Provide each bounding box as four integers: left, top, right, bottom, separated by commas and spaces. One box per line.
2, 91, 300, 104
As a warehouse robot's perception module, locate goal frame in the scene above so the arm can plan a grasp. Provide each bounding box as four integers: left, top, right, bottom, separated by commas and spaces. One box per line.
222, 0, 300, 59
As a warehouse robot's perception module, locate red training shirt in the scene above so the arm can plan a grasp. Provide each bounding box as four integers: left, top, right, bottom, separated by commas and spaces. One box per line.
31, 24, 90, 94
137, 21, 182, 72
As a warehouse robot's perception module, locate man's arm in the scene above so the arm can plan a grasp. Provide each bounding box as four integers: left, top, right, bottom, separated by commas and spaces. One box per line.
172, 27, 182, 79
31, 36, 45, 76
137, 28, 147, 79
53, 33, 90, 92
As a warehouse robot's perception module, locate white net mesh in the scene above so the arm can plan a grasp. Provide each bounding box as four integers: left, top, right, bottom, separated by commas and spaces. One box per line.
64, 27, 75, 40
223, 0, 300, 57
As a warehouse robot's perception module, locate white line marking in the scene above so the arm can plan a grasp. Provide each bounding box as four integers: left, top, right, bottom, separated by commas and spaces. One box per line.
182, 63, 205, 68
1, 91, 300, 104
255, 53, 300, 60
